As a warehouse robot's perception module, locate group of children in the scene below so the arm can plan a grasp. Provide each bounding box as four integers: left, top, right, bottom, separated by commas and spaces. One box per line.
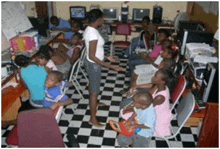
13, 21, 85, 115
12, 14, 181, 147
116, 18, 181, 147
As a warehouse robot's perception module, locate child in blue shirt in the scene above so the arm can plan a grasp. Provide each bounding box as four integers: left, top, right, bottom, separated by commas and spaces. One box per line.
117, 91, 156, 147
49, 16, 73, 39
43, 71, 73, 110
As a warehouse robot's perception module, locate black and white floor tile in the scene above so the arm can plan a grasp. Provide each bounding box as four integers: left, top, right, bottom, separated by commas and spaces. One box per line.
1, 48, 198, 148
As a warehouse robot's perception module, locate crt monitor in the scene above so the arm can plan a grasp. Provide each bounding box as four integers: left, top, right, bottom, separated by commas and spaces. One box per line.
132, 8, 150, 22
70, 6, 86, 20
181, 29, 214, 55
102, 8, 118, 21
178, 21, 204, 42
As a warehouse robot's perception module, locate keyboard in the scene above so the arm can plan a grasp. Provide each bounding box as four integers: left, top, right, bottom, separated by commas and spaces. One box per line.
192, 90, 205, 109
194, 55, 218, 64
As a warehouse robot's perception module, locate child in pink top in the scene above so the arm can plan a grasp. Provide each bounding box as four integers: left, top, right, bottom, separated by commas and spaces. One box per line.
150, 68, 177, 137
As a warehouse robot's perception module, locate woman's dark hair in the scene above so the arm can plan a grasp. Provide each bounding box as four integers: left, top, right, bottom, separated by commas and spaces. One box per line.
50, 16, 58, 24
160, 68, 177, 93
142, 16, 150, 22
87, 9, 103, 23
158, 29, 171, 38
14, 55, 30, 67
50, 70, 63, 82
35, 45, 52, 60
72, 32, 83, 39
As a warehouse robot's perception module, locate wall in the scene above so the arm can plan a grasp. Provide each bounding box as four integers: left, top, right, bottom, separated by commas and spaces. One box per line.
54, 1, 187, 21
22, 2, 36, 17
187, 2, 218, 33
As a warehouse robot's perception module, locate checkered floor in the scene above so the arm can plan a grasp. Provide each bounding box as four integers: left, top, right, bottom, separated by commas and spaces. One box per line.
1, 48, 198, 147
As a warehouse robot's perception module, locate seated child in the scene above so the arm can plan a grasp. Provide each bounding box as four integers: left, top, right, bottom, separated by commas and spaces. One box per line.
43, 71, 73, 109
134, 40, 179, 76
59, 33, 84, 64
116, 91, 156, 147
135, 58, 176, 85
40, 45, 71, 78
34, 46, 58, 72
128, 36, 171, 76
128, 68, 177, 137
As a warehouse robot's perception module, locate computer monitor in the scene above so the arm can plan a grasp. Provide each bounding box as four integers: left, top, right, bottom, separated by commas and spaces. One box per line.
102, 7, 118, 21
69, 6, 86, 20
178, 21, 205, 42
132, 8, 150, 22
181, 29, 214, 55
28, 17, 49, 37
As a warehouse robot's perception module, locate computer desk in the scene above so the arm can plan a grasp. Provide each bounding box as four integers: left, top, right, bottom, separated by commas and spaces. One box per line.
82, 20, 175, 33
1, 32, 64, 123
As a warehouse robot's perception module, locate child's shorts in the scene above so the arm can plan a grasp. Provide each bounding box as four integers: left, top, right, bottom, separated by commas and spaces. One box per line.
117, 134, 151, 147
84, 59, 101, 94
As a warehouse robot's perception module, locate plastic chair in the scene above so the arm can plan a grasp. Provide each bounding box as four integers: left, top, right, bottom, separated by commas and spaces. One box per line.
170, 75, 187, 112
6, 108, 65, 147
153, 92, 195, 147
110, 23, 131, 56
68, 59, 85, 100
78, 47, 89, 84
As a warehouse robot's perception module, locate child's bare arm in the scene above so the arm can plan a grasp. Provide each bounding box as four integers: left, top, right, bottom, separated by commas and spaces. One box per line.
153, 95, 165, 107
135, 124, 150, 129
49, 98, 73, 110
57, 98, 73, 107
58, 43, 69, 52
70, 47, 81, 64
146, 55, 158, 68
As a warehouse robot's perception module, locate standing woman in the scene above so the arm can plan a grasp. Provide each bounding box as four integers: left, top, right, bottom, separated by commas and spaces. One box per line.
84, 9, 123, 127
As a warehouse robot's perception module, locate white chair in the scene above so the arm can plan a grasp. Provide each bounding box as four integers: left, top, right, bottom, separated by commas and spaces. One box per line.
78, 47, 89, 85
153, 91, 195, 147
68, 59, 85, 100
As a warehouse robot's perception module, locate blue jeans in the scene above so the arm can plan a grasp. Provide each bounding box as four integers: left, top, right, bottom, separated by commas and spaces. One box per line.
124, 36, 146, 57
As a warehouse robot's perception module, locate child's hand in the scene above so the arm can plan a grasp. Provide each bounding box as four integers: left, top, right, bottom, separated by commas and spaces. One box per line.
50, 103, 59, 110
126, 87, 138, 96
123, 105, 134, 114
140, 53, 148, 59
68, 82, 73, 87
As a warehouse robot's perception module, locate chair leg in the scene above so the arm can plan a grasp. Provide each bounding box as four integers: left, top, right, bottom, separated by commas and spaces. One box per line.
110, 44, 114, 56
75, 79, 83, 91
164, 138, 170, 147
72, 80, 85, 100
79, 67, 89, 84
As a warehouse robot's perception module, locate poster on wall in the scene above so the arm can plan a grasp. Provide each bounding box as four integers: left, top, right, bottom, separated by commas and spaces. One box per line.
2, 2, 32, 41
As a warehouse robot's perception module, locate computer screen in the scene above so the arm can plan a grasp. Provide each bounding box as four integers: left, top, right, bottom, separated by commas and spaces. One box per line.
132, 9, 150, 22
28, 17, 49, 37
102, 8, 118, 21
178, 21, 204, 41
70, 6, 86, 20
181, 30, 214, 55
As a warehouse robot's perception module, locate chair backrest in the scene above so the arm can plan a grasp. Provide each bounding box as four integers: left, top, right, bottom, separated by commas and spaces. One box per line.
115, 23, 131, 36
17, 108, 65, 147
79, 47, 86, 66
173, 92, 195, 137
170, 75, 187, 111
68, 59, 80, 82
